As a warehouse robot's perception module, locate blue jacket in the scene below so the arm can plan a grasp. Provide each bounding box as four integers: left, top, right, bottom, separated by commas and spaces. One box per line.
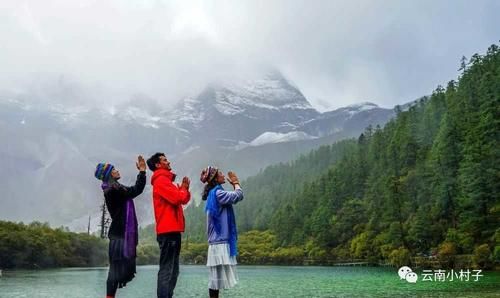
207, 188, 244, 244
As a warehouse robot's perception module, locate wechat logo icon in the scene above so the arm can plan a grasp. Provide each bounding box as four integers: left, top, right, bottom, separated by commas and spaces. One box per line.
398, 266, 418, 283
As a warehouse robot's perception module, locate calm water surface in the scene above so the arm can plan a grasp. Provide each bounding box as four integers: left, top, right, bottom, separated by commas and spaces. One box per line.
0, 265, 499, 297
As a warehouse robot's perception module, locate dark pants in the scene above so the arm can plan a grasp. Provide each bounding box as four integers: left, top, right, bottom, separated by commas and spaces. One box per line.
107, 238, 136, 297
157, 232, 181, 298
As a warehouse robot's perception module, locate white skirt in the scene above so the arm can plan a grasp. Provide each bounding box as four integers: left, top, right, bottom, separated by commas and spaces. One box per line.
207, 243, 238, 290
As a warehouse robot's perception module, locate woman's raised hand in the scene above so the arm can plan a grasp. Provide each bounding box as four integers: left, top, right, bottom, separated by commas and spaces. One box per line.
136, 155, 147, 171
227, 171, 240, 186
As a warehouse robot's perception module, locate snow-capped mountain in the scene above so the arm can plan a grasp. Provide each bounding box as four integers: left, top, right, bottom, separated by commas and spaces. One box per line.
164, 71, 320, 147
0, 70, 397, 230
212, 71, 314, 113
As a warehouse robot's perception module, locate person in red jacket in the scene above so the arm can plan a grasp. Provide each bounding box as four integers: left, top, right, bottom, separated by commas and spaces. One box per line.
147, 152, 191, 298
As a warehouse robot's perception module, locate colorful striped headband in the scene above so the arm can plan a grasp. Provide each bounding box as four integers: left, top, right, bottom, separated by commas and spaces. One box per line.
200, 166, 218, 184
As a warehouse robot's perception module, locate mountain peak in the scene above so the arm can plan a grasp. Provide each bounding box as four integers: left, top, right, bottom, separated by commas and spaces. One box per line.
211, 70, 314, 115
163, 69, 320, 143
169, 69, 317, 121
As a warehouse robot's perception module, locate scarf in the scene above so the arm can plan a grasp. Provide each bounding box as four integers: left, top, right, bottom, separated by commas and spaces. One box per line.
205, 184, 238, 256
102, 182, 138, 259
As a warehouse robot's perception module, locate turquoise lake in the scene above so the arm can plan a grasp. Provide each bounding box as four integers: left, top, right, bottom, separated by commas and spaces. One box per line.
0, 265, 499, 297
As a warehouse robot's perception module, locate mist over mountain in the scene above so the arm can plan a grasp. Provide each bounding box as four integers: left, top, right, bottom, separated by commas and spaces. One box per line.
0, 70, 398, 230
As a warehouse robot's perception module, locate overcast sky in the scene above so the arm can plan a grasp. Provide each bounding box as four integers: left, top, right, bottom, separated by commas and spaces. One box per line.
0, 0, 498, 111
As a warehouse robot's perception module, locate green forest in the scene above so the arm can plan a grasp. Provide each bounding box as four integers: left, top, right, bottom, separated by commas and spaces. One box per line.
1, 43, 498, 270
0, 221, 107, 268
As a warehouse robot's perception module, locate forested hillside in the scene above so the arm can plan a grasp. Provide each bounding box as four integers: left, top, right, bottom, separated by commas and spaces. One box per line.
261, 44, 499, 267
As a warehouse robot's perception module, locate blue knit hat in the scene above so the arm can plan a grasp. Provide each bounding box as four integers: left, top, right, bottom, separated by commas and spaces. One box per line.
95, 163, 115, 181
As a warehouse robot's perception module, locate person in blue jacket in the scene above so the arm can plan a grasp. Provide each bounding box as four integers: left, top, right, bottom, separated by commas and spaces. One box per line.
200, 166, 244, 298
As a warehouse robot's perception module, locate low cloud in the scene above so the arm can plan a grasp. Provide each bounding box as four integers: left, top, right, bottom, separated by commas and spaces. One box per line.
0, 0, 498, 110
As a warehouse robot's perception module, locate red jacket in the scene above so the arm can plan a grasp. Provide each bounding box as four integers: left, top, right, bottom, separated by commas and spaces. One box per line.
151, 168, 191, 234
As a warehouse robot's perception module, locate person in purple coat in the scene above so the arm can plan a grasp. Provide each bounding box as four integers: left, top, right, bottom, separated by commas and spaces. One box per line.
94, 156, 147, 298
200, 166, 244, 298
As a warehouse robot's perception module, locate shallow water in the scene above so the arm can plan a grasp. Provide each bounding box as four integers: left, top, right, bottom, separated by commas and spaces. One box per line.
0, 265, 498, 297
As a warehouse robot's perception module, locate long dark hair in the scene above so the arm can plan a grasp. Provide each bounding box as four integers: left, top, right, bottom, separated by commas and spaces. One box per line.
202, 179, 219, 201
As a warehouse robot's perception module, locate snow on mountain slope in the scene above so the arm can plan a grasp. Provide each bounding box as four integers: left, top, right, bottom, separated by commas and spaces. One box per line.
345, 102, 379, 114
248, 131, 317, 146
234, 131, 317, 150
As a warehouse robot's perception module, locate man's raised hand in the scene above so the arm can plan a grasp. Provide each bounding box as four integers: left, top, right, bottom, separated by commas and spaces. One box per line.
180, 176, 190, 190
